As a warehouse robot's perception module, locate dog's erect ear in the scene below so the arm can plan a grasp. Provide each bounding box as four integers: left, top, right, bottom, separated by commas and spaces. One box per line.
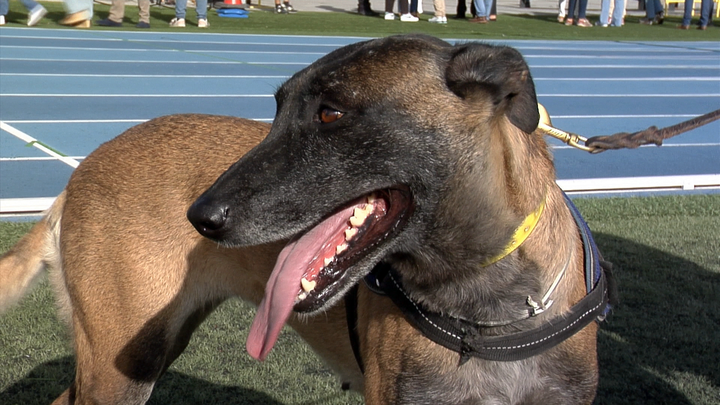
445, 44, 539, 134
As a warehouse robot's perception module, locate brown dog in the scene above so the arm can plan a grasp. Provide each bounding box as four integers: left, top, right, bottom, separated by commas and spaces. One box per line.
0, 114, 361, 404
188, 34, 610, 404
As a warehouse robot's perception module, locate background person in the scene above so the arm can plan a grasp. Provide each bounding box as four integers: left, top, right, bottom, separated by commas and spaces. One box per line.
96, 0, 151, 28
59, 0, 93, 27
0, 0, 47, 26
170, 0, 209, 27
679, 0, 713, 29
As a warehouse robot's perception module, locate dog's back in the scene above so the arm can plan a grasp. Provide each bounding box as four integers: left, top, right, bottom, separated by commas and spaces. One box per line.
0, 114, 361, 404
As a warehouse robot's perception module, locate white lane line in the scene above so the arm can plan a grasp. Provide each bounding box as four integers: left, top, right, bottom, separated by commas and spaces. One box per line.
0, 122, 80, 168
551, 143, 720, 150
3, 93, 718, 98
2, 74, 718, 82
0, 94, 274, 97
550, 114, 714, 119
558, 174, 720, 195
0, 57, 310, 65
0, 73, 290, 79
534, 77, 720, 81
0, 156, 86, 162
0, 45, 328, 56
540, 94, 720, 97
0, 34, 353, 47
4, 174, 718, 214
1, 118, 274, 123
3, 58, 719, 69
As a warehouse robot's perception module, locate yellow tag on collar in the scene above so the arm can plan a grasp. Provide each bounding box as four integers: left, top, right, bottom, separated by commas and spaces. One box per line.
482, 197, 546, 267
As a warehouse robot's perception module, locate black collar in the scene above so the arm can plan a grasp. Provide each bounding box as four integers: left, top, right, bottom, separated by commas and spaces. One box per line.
345, 193, 617, 372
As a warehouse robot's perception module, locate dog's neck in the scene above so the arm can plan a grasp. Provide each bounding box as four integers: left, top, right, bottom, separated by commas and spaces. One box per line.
390, 122, 586, 330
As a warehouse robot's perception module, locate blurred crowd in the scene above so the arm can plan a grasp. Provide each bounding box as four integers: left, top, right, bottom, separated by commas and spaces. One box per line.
0, 0, 714, 30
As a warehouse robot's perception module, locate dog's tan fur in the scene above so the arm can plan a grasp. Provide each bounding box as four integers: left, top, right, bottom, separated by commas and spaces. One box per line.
188, 35, 603, 404
0, 114, 361, 404
3, 35, 604, 405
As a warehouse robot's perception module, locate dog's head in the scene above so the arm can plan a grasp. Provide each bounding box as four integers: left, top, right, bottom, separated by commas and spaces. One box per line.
187, 34, 543, 360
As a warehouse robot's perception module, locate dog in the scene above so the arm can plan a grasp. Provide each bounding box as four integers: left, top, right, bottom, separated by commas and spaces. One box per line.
0, 114, 362, 404
188, 34, 610, 404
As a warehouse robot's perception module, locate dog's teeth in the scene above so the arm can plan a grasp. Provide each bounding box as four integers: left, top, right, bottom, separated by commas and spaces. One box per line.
367, 194, 376, 204
298, 292, 308, 301
350, 208, 368, 227
336, 243, 348, 254
345, 227, 358, 241
324, 257, 333, 267
301, 278, 317, 293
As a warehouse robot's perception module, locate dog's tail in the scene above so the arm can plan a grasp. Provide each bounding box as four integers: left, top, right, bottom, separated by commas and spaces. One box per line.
0, 191, 65, 314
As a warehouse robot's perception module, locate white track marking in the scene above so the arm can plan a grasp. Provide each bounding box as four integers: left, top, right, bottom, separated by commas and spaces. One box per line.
0, 122, 80, 168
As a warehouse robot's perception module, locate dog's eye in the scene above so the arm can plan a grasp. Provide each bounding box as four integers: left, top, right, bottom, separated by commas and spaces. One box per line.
315, 108, 344, 124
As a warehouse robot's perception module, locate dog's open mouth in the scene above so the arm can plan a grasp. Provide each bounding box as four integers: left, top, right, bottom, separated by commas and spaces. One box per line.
247, 188, 412, 361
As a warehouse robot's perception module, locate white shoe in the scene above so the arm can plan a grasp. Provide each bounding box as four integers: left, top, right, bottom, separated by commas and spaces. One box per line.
198, 18, 208, 28
384, 12, 395, 20
169, 17, 186, 27
400, 13, 418, 22
428, 16, 447, 24
0, 15, 5, 25
27, 5, 47, 26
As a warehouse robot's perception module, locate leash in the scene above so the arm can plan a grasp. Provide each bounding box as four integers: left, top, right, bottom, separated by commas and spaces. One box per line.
538, 106, 720, 154
345, 193, 617, 370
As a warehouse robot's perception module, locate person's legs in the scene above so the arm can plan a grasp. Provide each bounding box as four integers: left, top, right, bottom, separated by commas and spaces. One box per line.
18, 0, 40, 12
558, 0, 567, 18
138, 0, 150, 23
698, 0, 712, 26
483, 0, 492, 17
610, 0, 624, 25
195, 0, 207, 19
566, 0, 577, 22
643, 0, 655, 18
0, 0, 8, 17
63, 0, 93, 19
472, 0, 486, 18
599, 0, 610, 25
577, 0, 588, 19
398, 0, 409, 15
681, 0, 693, 26
432, 0, 446, 16
174, 0, 187, 19
107, 0, 125, 22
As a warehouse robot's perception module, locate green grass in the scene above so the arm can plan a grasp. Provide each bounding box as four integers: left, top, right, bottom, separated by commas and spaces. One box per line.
1, 194, 719, 404
3, 1, 719, 40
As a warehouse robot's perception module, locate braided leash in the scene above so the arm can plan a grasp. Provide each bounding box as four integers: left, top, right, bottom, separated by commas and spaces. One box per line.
537, 105, 720, 154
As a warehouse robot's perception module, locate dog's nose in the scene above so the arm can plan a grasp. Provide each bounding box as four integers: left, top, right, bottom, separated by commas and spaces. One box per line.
187, 198, 230, 240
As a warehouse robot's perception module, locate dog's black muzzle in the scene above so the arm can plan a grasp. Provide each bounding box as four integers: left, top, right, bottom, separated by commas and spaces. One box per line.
187, 195, 232, 240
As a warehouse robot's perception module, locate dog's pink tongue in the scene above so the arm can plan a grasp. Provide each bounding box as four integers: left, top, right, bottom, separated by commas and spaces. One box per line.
246, 204, 358, 361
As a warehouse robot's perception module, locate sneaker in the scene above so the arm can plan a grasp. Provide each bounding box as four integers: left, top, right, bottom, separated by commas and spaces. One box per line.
384, 12, 395, 20
275, 4, 288, 13
283, 2, 297, 13
638, 17, 653, 25
400, 13, 418, 22
594, 20, 607, 27
169, 17, 185, 27
96, 18, 122, 27
27, 5, 47, 27
136, 21, 150, 28
428, 16, 447, 23
0, 15, 5, 25
198, 18, 208, 28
